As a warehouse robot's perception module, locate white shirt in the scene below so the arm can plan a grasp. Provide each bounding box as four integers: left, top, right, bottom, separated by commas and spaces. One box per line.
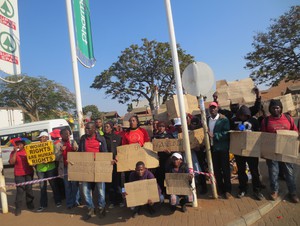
208, 114, 220, 145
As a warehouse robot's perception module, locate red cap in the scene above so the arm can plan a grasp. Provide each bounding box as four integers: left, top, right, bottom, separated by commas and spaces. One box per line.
50, 129, 61, 139
209, 102, 218, 107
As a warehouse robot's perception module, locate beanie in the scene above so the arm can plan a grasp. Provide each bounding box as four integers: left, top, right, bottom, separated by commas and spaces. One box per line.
269, 99, 283, 111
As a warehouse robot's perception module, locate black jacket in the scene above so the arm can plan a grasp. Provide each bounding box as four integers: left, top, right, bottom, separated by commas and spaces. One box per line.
78, 133, 108, 152
104, 132, 122, 158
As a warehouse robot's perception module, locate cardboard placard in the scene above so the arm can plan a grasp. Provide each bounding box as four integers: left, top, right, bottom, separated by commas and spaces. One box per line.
178, 128, 205, 150
68, 152, 113, 182
153, 105, 169, 122
229, 131, 261, 157
25, 141, 55, 165
152, 139, 184, 152
165, 173, 192, 195
125, 178, 160, 207
116, 142, 159, 172
185, 94, 200, 115
216, 78, 256, 107
166, 95, 189, 119
262, 93, 296, 115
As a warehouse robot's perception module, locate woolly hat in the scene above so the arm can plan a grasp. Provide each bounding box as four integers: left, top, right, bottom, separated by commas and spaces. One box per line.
269, 99, 283, 111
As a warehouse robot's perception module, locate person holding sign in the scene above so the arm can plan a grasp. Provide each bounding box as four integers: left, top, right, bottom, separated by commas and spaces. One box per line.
9, 140, 34, 216
261, 99, 299, 203
78, 122, 108, 220
123, 161, 164, 218
35, 131, 62, 212
54, 128, 79, 209
166, 153, 193, 213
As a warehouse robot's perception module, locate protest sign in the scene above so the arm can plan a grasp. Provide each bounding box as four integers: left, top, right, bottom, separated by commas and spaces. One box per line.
124, 178, 160, 207
68, 152, 113, 182
165, 173, 193, 195
25, 141, 55, 165
152, 139, 183, 152
178, 128, 205, 150
117, 142, 159, 172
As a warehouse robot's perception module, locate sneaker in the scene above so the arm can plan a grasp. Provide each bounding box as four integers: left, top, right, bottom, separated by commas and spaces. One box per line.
97, 207, 106, 218
36, 207, 46, 212
82, 208, 94, 221
181, 204, 187, 213
27, 202, 34, 210
119, 202, 125, 208
224, 192, 233, 199
289, 194, 300, 203
15, 208, 21, 216
254, 192, 264, 201
131, 207, 141, 218
56, 202, 62, 208
270, 192, 278, 201
237, 191, 247, 199
108, 204, 114, 209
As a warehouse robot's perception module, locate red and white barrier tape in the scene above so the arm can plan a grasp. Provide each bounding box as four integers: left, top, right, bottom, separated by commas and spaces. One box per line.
193, 170, 216, 184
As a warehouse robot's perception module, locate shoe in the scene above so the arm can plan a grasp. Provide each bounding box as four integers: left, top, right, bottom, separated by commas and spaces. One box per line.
36, 207, 46, 212
97, 207, 106, 218
108, 204, 114, 209
170, 205, 176, 213
289, 194, 300, 203
131, 207, 141, 218
224, 192, 233, 199
56, 202, 62, 208
181, 204, 187, 213
254, 192, 264, 201
237, 191, 247, 199
82, 208, 94, 221
27, 202, 34, 210
270, 192, 278, 201
14, 208, 21, 216
147, 204, 155, 215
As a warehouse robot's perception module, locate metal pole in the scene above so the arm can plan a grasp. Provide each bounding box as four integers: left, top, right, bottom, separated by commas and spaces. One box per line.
65, 0, 85, 137
0, 147, 8, 213
198, 95, 218, 199
164, 0, 198, 207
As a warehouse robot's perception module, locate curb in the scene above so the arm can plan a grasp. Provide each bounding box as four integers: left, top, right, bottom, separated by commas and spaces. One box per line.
225, 195, 283, 226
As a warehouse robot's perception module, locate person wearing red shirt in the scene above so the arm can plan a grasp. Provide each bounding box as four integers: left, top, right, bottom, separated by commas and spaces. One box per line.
9, 140, 34, 216
261, 99, 299, 203
122, 115, 150, 147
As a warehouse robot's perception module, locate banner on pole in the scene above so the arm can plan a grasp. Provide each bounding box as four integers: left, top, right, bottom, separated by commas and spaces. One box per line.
0, 0, 21, 75
72, 0, 95, 68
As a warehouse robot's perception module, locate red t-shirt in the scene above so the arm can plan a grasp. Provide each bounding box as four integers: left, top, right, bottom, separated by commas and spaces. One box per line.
122, 127, 150, 146
85, 135, 101, 152
261, 114, 299, 133
10, 149, 34, 176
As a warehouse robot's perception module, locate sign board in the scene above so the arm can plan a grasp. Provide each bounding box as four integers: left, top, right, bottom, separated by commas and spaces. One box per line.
216, 78, 256, 107
153, 104, 169, 122
229, 131, 261, 157
68, 152, 113, 182
262, 93, 296, 115
152, 138, 184, 152
124, 178, 160, 207
25, 141, 55, 165
0, 0, 21, 75
165, 173, 193, 195
116, 142, 159, 172
178, 128, 205, 150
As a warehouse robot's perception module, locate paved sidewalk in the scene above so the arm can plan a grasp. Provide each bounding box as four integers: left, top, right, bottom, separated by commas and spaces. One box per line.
0, 159, 299, 226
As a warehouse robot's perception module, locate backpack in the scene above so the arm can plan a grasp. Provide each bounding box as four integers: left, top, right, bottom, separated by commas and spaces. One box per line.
264, 113, 294, 130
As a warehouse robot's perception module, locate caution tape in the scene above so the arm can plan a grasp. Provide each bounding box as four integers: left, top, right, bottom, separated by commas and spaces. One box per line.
193, 170, 216, 185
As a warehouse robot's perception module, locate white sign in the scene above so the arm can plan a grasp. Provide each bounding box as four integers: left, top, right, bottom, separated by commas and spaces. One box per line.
0, 0, 21, 75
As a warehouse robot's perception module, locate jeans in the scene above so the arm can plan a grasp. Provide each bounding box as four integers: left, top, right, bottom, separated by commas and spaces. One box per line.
82, 182, 106, 208
37, 168, 62, 207
15, 174, 34, 209
63, 167, 79, 208
266, 159, 296, 195
169, 194, 189, 206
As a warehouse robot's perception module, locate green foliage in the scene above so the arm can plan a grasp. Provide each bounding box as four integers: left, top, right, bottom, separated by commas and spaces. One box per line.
91, 38, 194, 110
82, 105, 102, 120
245, 6, 300, 86
0, 76, 75, 121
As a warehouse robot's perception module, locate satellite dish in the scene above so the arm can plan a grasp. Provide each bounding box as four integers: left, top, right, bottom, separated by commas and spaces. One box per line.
182, 62, 214, 97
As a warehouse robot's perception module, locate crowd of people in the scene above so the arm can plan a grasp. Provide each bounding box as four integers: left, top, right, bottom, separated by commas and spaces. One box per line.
8, 89, 300, 220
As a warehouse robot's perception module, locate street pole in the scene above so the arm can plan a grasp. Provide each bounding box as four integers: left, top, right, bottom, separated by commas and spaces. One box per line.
198, 95, 218, 199
164, 0, 198, 207
65, 0, 85, 137
0, 147, 8, 213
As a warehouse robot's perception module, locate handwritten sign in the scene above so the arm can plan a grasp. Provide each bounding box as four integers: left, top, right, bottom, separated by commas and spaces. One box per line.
165, 173, 192, 195
125, 178, 160, 207
178, 128, 205, 150
25, 141, 55, 165
152, 139, 183, 152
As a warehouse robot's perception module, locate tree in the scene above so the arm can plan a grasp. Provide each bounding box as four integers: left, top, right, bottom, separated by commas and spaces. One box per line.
82, 105, 102, 120
245, 6, 300, 86
91, 38, 194, 110
0, 76, 76, 121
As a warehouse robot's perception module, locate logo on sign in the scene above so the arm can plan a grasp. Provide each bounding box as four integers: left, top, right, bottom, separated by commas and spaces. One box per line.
0, 0, 14, 18
0, 31, 16, 53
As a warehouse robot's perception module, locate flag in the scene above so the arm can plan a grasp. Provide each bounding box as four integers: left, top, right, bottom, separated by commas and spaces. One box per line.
0, 0, 21, 75
72, 0, 95, 68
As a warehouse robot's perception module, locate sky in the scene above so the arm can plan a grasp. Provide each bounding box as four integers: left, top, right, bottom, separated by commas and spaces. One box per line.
16, 0, 298, 116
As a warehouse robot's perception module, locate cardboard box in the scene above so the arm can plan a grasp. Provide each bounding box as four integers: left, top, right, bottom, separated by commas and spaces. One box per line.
116, 142, 159, 172
165, 173, 193, 195
67, 152, 113, 182
229, 131, 261, 157
124, 178, 160, 207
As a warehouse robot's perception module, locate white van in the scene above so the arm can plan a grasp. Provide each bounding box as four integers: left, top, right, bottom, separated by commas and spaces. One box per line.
0, 119, 73, 166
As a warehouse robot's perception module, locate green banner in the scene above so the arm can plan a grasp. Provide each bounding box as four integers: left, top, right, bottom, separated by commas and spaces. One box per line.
72, 0, 95, 68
